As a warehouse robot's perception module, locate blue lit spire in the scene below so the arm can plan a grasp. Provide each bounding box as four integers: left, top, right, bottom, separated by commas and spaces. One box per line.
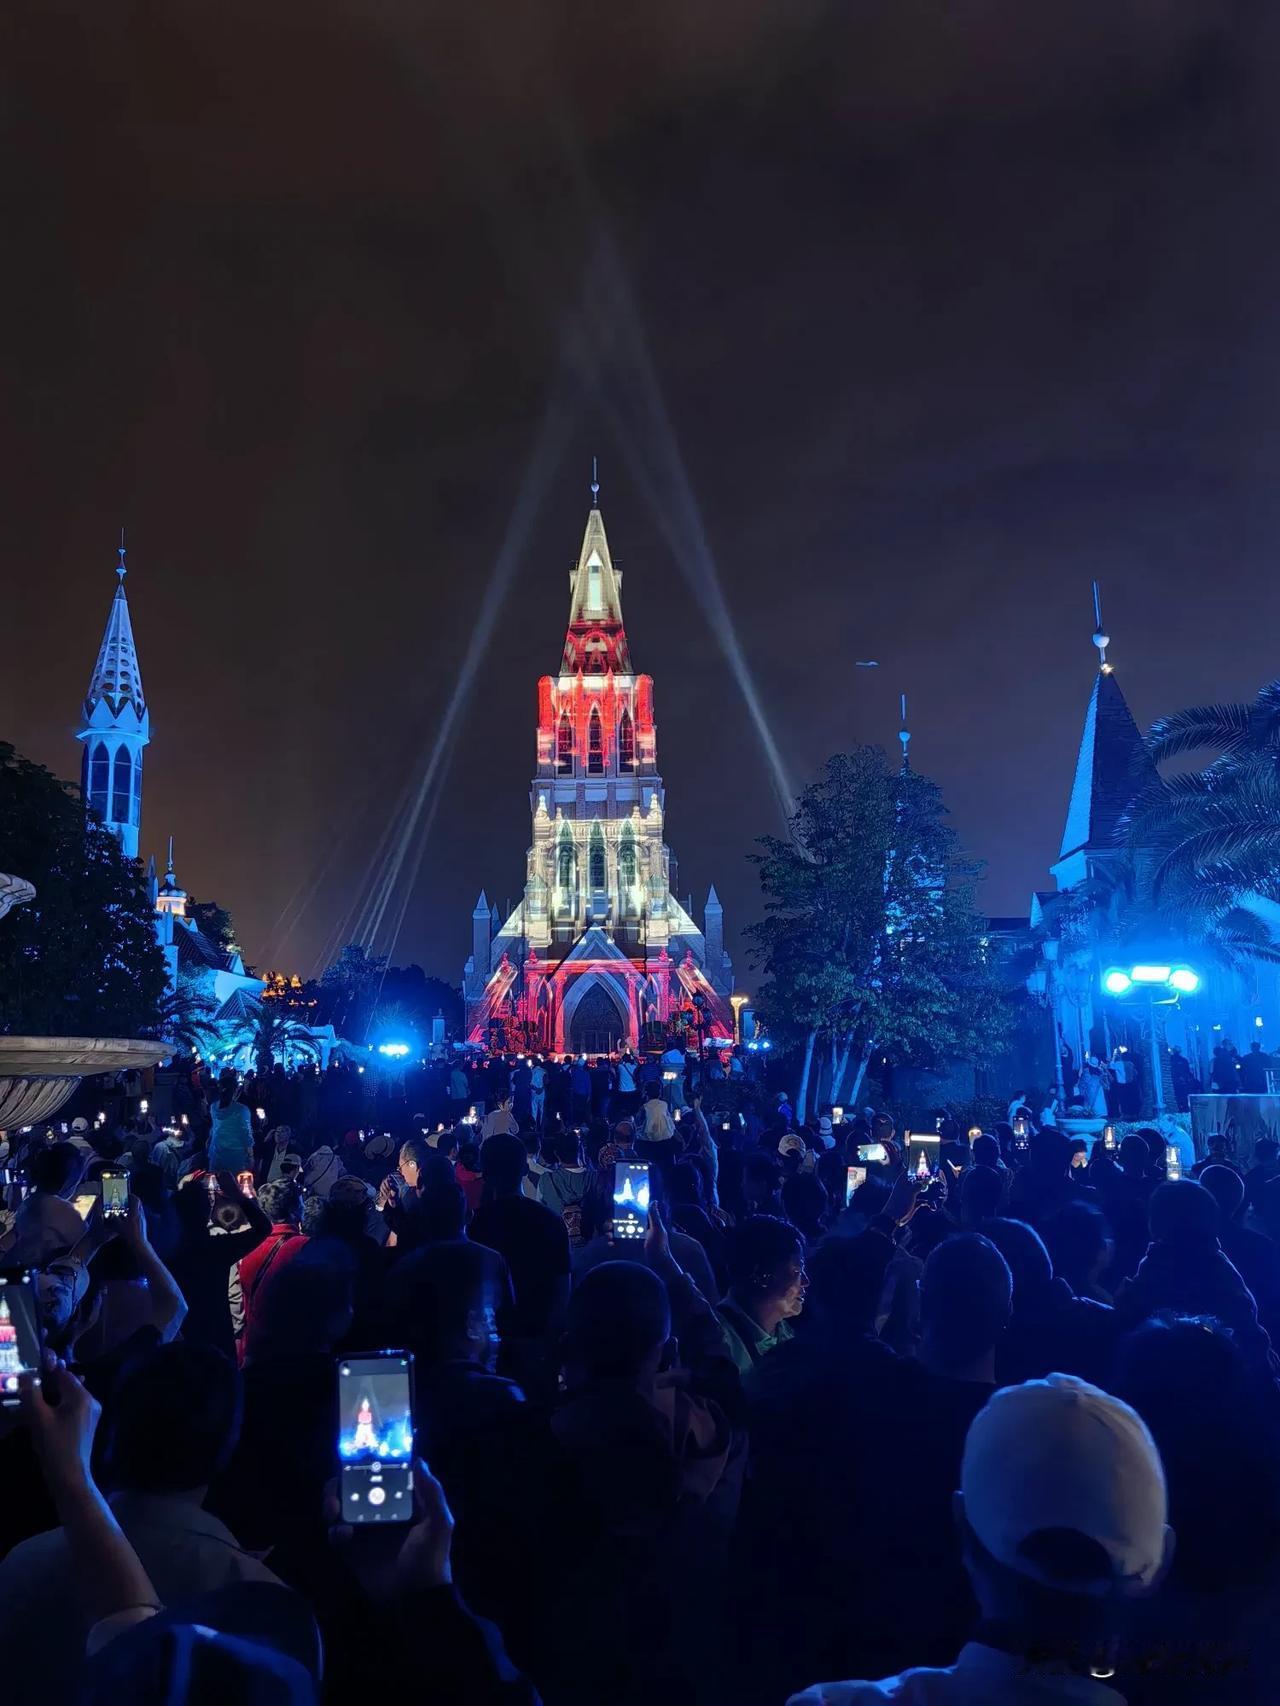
898, 692, 911, 772
77, 529, 150, 860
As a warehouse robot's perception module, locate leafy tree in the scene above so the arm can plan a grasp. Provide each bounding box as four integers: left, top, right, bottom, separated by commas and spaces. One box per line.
747, 748, 1010, 1119
377, 962, 464, 1037
319, 943, 388, 1038
0, 743, 167, 1037
186, 896, 238, 954
234, 999, 322, 1077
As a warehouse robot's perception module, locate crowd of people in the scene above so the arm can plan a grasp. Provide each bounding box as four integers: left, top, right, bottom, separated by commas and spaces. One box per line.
2, 1054, 1280, 1703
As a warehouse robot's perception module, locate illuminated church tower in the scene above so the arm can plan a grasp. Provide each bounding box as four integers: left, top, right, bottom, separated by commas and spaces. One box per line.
464, 475, 734, 1052
77, 535, 149, 860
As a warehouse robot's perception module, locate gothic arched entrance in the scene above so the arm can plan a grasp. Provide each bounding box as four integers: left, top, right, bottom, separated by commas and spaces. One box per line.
568, 977, 628, 1056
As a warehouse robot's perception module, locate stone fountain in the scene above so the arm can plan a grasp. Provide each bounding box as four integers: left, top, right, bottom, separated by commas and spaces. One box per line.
0, 874, 167, 1128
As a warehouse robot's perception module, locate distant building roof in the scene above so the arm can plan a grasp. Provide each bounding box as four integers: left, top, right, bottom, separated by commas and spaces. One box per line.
1058, 670, 1156, 862
174, 920, 235, 973
215, 989, 263, 1024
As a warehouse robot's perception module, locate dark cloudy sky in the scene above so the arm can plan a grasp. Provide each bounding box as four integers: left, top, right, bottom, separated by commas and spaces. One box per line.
5, 1, 1280, 984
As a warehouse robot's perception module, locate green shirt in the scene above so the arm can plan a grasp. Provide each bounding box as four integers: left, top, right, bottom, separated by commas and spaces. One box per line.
716, 1298, 795, 1378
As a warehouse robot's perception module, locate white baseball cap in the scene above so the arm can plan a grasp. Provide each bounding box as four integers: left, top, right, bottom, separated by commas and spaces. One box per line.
961, 1373, 1168, 1593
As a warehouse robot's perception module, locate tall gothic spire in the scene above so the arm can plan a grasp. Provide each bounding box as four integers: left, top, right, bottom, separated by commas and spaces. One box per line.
1055, 590, 1154, 880
84, 532, 147, 722
77, 530, 150, 860
562, 502, 631, 673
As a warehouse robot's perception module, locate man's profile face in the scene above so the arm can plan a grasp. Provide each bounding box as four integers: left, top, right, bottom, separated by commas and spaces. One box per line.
399, 1153, 419, 1186
774, 1257, 809, 1320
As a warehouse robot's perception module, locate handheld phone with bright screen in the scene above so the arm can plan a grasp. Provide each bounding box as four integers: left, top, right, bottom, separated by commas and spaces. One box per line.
612, 1162, 651, 1240
338, 1351, 415, 1524
845, 1165, 867, 1204
0, 1269, 43, 1407
101, 1171, 129, 1218
857, 1143, 888, 1164
1165, 1144, 1183, 1182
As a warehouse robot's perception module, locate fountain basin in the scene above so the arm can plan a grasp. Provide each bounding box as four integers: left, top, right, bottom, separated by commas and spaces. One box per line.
0, 1037, 167, 1127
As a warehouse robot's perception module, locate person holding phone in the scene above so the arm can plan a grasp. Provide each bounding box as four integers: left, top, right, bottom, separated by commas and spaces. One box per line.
169, 1173, 271, 1359
207, 1073, 254, 1177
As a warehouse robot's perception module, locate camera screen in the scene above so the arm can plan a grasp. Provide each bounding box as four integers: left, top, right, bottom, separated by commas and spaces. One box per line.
338, 1355, 414, 1523
0, 1271, 42, 1406
612, 1162, 650, 1240
102, 1173, 129, 1218
857, 1143, 888, 1164
845, 1165, 867, 1204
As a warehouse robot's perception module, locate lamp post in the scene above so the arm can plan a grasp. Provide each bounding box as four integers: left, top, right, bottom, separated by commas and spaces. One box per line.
1101, 964, 1201, 1119
730, 993, 748, 1046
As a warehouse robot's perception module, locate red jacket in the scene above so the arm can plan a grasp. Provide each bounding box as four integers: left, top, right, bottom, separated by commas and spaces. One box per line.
238, 1224, 308, 1361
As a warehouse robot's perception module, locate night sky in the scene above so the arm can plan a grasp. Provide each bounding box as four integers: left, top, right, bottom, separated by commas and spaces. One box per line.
5, 3, 1280, 986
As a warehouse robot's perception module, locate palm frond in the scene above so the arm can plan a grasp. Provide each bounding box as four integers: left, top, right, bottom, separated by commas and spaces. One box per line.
1144, 702, 1252, 765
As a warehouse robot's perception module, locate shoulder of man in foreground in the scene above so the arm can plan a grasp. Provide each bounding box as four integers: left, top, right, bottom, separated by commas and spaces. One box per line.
789, 1671, 954, 1703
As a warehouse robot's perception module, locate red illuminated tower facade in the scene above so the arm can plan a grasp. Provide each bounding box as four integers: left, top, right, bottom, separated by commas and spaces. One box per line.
464, 492, 734, 1052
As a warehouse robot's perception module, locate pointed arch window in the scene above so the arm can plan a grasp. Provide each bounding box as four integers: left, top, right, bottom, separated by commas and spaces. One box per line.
557, 828, 576, 892
557, 711, 574, 774
586, 558, 603, 613
130, 751, 143, 826
589, 822, 606, 890
618, 822, 637, 895
618, 707, 635, 773
112, 747, 132, 828
87, 742, 110, 820
587, 707, 604, 775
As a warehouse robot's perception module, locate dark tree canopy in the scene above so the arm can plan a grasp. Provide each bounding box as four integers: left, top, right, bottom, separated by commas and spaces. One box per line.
0, 744, 167, 1037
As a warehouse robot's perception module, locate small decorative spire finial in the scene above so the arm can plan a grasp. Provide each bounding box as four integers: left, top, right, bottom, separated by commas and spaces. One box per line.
590, 456, 600, 507
117, 525, 127, 582
166, 834, 175, 879
1091, 580, 1110, 671
899, 692, 911, 770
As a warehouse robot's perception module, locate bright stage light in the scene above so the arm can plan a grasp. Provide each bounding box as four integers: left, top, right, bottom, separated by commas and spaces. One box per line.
1168, 968, 1201, 994
1103, 969, 1132, 995
377, 1042, 412, 1059
1130, 965, 1173, 985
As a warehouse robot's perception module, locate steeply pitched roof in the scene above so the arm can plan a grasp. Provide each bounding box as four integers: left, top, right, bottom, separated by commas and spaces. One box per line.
174, 920, 233, 973
85, 581, 146, 723
1059, 670, 1156, 860
561, 505, 632, 674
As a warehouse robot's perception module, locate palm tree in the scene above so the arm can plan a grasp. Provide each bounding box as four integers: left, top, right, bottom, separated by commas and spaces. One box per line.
144, 986, 220, 1058
234, 999, 322, 1077
1125, 680, 1280, 945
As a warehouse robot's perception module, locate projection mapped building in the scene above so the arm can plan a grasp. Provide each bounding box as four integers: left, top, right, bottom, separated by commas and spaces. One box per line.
463, 485, 734, 1053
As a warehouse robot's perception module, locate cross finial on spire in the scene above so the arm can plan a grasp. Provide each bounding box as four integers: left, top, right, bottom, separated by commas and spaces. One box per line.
1091, 580, 1111, 671
166, 834, 175, 879
899, 692, 911, 771
117, 525, 127, 582
590, 456, 600, 508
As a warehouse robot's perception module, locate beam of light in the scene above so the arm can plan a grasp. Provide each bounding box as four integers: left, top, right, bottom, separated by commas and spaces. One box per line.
344, 388, 578, 979
563, 231, 796, 821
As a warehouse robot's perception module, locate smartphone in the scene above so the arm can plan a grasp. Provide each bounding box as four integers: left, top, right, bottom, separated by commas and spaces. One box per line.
845, 1165, 867, 1204
857, 1143, 888, 1164
1165, 1143, 1183, 1182
612, 1162, 651, 1240
338, 1350, 415, 1524
1103, 1125, 1117, 1152
72, 1191, 97, 1221
0, 1269, 43, 1407
101, 1170, 129, 1219
831, 1106, 844, 1123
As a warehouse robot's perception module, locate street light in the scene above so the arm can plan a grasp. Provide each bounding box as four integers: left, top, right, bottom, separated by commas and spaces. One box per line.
1101, 962, 1201, 1116
730, 993, 748, 1045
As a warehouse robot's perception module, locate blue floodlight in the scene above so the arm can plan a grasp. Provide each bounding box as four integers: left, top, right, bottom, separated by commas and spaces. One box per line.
1168, 968, 1201, 994
1103, 969, 1133, 996
1130, 965, 1173, 985
377, 1041, 412, 1058
761, 1039, 773, 1051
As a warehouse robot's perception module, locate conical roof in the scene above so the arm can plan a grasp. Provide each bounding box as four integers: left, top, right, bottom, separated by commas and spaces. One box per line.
1059, 670, 1155, 860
